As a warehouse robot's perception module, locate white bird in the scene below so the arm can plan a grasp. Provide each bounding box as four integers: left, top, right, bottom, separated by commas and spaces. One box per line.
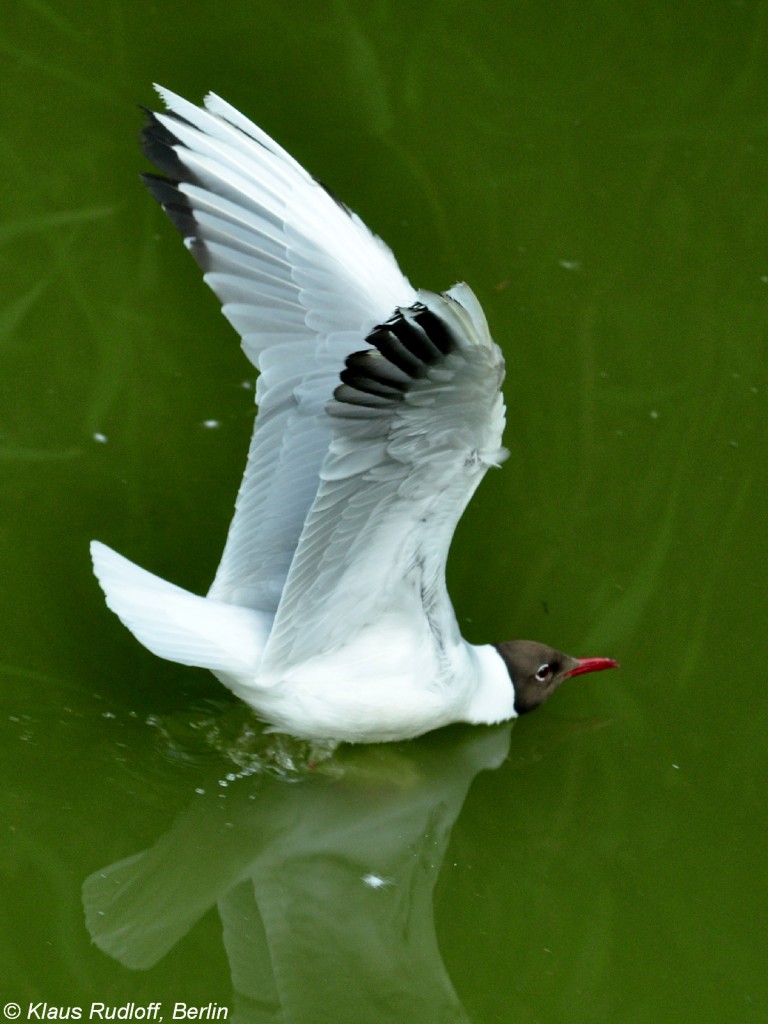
90, 86, 617, 744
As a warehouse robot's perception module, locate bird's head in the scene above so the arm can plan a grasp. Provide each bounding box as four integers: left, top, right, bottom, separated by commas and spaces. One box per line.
495, 640, 619, 715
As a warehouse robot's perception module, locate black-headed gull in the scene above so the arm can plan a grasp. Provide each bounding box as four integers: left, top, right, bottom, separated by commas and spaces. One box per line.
91, 87, 617, 743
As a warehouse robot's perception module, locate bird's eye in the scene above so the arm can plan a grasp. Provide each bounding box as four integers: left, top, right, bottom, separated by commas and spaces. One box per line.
535, 663, 552, 683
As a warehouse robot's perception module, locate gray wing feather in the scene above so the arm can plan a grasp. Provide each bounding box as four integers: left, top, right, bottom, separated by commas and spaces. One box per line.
260, 284, 507, 673
142, 87, 415, 611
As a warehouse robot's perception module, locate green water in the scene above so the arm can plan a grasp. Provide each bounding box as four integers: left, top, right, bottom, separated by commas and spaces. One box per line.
2, 1, 767, 1021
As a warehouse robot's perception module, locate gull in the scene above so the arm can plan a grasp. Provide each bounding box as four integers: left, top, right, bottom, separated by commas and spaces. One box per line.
90, 87, 618, 744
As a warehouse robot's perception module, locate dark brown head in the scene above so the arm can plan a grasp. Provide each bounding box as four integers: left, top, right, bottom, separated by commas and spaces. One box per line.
495, 640, 619, 715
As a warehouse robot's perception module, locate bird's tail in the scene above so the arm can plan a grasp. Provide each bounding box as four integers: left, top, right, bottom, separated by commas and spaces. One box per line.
90, 541, 268, 678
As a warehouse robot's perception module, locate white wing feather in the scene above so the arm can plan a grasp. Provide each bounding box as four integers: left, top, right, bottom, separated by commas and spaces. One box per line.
144, 87, 416, 611
260, 284, 507, 675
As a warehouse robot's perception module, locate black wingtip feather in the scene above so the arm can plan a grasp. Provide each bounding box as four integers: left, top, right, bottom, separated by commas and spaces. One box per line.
140, 110, 191, 181
412, 307, 454, 355
332, 299, 460, 412
338, 369, 406, 400
367, 327, 426, 378
139, 106, 211, 260
140, 172, 179, 206
140, 173, 198, 238
374, 304, 459, 364
339, 352, 407, 400
345, 350, 410, 390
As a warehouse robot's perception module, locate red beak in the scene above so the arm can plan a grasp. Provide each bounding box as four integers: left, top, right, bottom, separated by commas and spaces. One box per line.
563, 657, 620, 679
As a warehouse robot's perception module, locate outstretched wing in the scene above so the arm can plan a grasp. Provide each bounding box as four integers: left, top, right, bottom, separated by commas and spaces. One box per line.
142, 87, 416, 611
259, 283, 507, 675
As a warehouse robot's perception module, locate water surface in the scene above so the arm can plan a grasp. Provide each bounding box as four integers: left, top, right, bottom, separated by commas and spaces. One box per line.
2, 2, 766, 1021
